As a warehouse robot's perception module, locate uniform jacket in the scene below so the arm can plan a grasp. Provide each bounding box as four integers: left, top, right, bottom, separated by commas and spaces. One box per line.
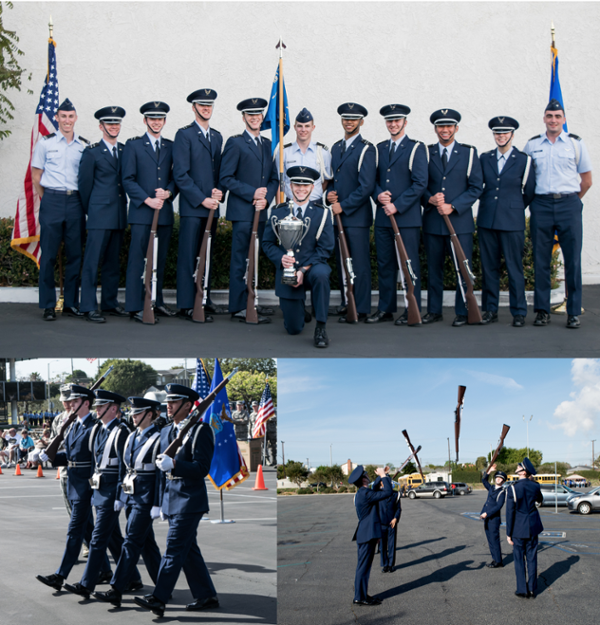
352, 476, 393, 544
505, 478, 544, 539
378, 486, 402, 526
480, 472, 507, 522
374, 137, 428, 229
121, 135, 176, 226
157, 421, 215, 516
219, 132, 279, 222
262, 201, 335, 300
477, 148, 535, 231
173, 122, 223, 218
78, 141, 127, 230
327, 134, 376, 228
422, 141, 483, 235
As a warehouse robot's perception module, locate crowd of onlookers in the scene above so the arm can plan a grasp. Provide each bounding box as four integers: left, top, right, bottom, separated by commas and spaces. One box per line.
0, 421, 53, 470
564, 478, 591, 488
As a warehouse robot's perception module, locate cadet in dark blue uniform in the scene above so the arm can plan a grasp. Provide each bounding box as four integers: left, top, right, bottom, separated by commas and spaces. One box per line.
122, 101, 177, 323
421, 109, 483, 326
325, 103, 377, 322
78, 106, 128, 323
219, 98, 279, 323
173, 89, 225, 321
262, 166, 335, 348
349, 465, 393, 606
478, 117, 535, 327
505, 458, 544, 598
377, 476, 401, 572
134, 384, 218, 617
367, 104, 428, 325
94, 396, 163, 608
31, 99, 88, 321
479, 464, 507, 568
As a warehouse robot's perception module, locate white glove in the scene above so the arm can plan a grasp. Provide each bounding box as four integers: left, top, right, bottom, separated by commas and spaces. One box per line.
114, 500, 124, 512
39, 451, 49, 463
150, 506, 161, 520
156, 454, 174, 472
160, 510, 166, 521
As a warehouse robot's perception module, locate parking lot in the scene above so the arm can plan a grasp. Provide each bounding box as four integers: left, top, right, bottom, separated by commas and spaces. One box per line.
0, 467, 276, 625
278, 489, 600, 625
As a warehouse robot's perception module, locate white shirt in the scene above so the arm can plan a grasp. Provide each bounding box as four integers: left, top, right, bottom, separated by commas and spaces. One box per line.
438, 141, 455, 164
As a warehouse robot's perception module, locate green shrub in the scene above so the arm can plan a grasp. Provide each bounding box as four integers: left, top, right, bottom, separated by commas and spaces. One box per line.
297, 488, 314, 495
452, 470, 483, 484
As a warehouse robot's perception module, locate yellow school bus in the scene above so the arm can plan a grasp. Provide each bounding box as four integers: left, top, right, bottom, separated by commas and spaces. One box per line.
508, 473, 561, 484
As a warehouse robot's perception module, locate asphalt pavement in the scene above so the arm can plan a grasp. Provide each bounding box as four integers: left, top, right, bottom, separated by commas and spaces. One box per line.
0, 466, 276, 625
1, 285, 600, 358
277, 490, 600, 625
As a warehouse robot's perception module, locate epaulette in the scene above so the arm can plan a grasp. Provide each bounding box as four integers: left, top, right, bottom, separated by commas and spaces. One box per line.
43, 133, 56, 140
127, 135, 143, 142
89, 142, 100, 149
568, 133, 581, 141
79, 136, 90, 145
229, 134, 242, 139
333, 139, 343, 147
529, 134, 542, 141
482, 149, 495, 156
181, 123, 194, 130
316, 141, 329, 151
360, 138, 374, 146
162, 137, 173, 143
377, 140, 388, 146
428, 143, 437, 148
312, 201, 325, 210
284, 142, 292, 148
460, 143, 476, 149
211, 128, 222, 135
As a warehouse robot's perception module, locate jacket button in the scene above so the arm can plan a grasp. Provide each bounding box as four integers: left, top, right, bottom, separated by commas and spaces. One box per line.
494, 197, 498, 200
443, 177, 446, 180
119, 194, 122, 197
441, 187, 445, 191
496, 188, 499, 191
387, 169, 390, 172
497, 178, 500, 181
158, 167, 160, 170
158, 178, 161, 181
386, 179, 390, 183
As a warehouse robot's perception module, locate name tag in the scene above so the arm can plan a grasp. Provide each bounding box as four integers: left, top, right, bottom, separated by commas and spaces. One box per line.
122, 472, 136, 494
89, 472, 101, 490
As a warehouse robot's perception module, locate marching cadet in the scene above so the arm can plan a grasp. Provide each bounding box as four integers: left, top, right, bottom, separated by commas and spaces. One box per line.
367, 104, 428, 325
122, 101, 177, 323
505, 458, 544, 598
275, 108, 333, 201
523, 99, 593, 329
421, 109, 483, 326
377, 473, 401, 572
173, 89, 225, 321
94, 396, 163, 608
219, 98, 279, 324
31, 98, 88, 321
479, 463, 507, 568
62, 390, 142, 599
349, 465, 393, 606
325, 103, 377, 322
78, 106, 128, 323
263, 166, 334, 347
134, 384, 218, 617
478, 117, 535, 327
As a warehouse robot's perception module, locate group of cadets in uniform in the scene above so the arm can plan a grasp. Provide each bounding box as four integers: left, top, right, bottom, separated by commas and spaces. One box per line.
31, 95, 592, 345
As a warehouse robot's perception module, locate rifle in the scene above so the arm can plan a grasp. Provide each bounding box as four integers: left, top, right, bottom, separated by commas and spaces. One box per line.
244, 210, 261, 324
192, 210, 215, 323
442, 214, 482, 324
402, 429, 425, 483
391, 445, 422, 480
45, 365, 114, 461
142, 208, 160, 325
486, 424, 510, 472
455, 385, 466, 464
389, 217, 421, 326
162, 367, 239, 458
334, 213, 358, 323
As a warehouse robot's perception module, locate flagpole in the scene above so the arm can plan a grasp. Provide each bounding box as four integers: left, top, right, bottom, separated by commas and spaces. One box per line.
277, 38, 285, 204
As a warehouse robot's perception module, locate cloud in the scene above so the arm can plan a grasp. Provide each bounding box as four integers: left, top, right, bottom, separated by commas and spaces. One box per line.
466, 370, 524, 390
552, 359, 600, 436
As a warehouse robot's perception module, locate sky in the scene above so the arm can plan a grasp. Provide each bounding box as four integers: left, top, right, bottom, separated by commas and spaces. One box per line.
278, 359, 600, 469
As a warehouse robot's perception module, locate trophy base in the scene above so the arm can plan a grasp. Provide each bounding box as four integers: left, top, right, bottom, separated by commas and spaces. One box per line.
282, 275, 299, 286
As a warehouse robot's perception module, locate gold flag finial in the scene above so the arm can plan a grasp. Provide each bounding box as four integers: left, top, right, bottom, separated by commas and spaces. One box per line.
48, 16, 53, 39
551, 21, 556, 47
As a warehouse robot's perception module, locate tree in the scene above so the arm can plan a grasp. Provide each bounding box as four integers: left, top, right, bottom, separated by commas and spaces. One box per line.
285, 461, 309, 488
225, 370, 277, 407
328, 464, 344, 490
402, 461, 417, 476
475, 456, 487, 470
364, 465, 378, 482
489, 447, 543, 468
97, 359, 157, 398
64, 369, 90, 384
313, 465, 329, 492
204, 358, 276, 377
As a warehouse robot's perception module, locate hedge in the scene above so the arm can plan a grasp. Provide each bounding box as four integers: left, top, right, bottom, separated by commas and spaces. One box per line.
1, 215, 559, 291
452, 470, 484, 484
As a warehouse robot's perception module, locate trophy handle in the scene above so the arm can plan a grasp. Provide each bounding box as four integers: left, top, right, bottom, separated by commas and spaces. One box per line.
298, 216, 311, 246
270, 215, 283, 247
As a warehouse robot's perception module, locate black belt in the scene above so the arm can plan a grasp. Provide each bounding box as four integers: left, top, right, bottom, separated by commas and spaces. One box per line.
538, 193, 577, 199
45, 189, 79, 196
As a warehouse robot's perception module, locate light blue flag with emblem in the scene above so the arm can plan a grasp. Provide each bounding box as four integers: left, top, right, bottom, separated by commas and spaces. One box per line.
550, 41, 568, 132
261, 64, 290, 155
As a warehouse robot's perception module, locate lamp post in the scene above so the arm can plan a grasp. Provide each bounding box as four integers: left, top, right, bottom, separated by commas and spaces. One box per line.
523, 415, 533, 458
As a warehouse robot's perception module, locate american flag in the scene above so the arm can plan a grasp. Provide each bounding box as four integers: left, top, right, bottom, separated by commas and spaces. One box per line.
192, 358, 212, 405
10, 37, 59, 267
252, 382, 275, 438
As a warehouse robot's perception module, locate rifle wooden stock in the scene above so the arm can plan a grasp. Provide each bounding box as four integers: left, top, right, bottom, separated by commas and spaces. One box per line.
192, 210, 215, 323
442, 214, 482, 324
245, 210, 261, 324
334, 213, 358, 323
402, 429, 425, 483
486, 424, 511, 471
455, 385, 466, 462
162, 368, 238, 459
142, 209, 161, 325
389, 217, 421, 326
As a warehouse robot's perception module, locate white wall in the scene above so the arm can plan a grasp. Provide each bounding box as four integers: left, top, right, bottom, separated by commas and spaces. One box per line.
2, 2, 599, 280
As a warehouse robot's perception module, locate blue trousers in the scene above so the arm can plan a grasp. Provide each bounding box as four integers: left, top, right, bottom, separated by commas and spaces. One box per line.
228, 220, 266, 314
38, 192, 85, 309
484, 516, 503, 563
530, 194, 583, 315
512, 535, 539, 595
333, 225, 372, 314
80, 228, 124, 312
354, 539, 377, 601
379, 523, 397, 568
56, 497, 93, 579
152, 513, 216, 604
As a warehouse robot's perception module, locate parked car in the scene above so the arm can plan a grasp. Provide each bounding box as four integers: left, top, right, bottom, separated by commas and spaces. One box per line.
309, 482, 327, 490
407, 481, 449, 499
451, 482, 472, 495
567, 486, 600, 515
536, 484, 583, 507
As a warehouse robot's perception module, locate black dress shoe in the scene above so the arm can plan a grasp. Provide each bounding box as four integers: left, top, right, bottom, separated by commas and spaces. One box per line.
329, 304, 347, 316
394, 311, 408, 326
186, 596, 219, 611
96, 570, 113, 585
204, 302, 228, 315
566, 315, 580, 329
533, 311, 551, 326
365, 310, 393, 324
178, 308, 213, 323
422, 312, 443, 324
257, 305, 274, 316
64, 582, 91, 599
314, 327, 329, 348
353, 596, 382, 606
515, 592, 529, 598
527, 592, 536, 599
43, 308, 56, 321
94, 588, 122, 608
102, 306, 128, 317
154, 303, 177, 317
452, 315, 468, 327
513, 315, 525, 327
36, 573, 64, 590
487, 561, 503, 568
231, 310, 271, 324
130, 311, 159, 324
481, 311, 498, 324
134, 595, 165, 617
339, 312, 367, 323
62, 306, 84, 318
125, 579, 144, 592
86, 310, 106, 323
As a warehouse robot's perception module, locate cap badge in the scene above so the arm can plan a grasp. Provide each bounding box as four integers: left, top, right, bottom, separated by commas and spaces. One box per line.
252, 99, 258, 104
441, 109, 448, 115
498, 117, 505, 123
348, 103, 355, 109
154, 101, 161, 108
205, 89, 211, 95
111, 106, 118, 113
390, 104, 396, 110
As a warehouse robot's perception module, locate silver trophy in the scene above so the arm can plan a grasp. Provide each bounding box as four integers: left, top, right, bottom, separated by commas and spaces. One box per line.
270, 201, 311, 285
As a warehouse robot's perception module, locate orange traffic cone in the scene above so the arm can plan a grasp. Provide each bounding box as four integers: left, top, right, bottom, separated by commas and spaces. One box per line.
55, 468, 60, 480
14, 463, 22, 476
0, 464, 3, 475
252, 464, 268, 491
36, 464, 45, 478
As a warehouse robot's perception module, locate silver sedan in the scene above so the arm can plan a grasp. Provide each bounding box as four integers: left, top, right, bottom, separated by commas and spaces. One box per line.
567, 486, 600, 515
